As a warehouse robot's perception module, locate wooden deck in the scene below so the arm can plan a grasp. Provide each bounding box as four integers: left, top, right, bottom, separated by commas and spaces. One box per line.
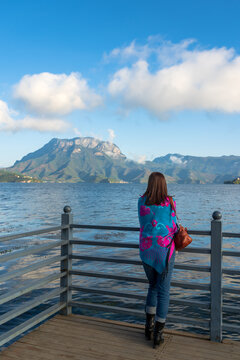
1, 314, 239, 360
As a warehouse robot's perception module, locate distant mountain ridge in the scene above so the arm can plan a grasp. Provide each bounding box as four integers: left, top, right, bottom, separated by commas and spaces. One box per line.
7, 137, 240, 183
9, 137, 151, 183
152, 153, 240, 183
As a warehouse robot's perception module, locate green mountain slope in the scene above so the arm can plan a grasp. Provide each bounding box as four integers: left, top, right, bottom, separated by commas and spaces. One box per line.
7, 138, 240, 184
0, 170, 41, 183
9, 137, 152, 183
152, 154, 240, 184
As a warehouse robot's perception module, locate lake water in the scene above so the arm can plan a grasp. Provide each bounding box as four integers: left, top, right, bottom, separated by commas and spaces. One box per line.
0, 183, 239, 341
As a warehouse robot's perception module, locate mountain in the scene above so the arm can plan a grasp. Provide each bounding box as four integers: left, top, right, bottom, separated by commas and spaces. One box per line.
0, 170, 41, 183
224, 177, 240, 184
9, 137, 152, 183
151, 153, 240, 183
7, 138, 240, 183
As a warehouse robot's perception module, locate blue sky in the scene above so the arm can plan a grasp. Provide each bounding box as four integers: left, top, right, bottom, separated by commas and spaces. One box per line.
0, 0, 240, 166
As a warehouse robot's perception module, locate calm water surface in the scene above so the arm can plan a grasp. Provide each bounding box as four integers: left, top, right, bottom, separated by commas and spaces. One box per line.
0, 183, 239, 340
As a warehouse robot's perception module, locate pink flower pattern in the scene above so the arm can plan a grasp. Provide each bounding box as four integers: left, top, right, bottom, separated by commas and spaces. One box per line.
156, 221, 178, 248
158, 197, 170, 207
140, 205, 150, 216
140, 235, 153, 251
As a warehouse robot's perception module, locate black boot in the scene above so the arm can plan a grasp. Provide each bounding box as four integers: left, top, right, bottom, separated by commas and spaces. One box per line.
145, 313, 155, 340
153, 321, 165, 348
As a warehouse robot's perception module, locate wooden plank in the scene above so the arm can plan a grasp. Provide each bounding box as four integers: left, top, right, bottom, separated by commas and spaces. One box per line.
165, 339, 240, 360
22, 317, 239, 358
1, 342, 87, 360
55, 314, 210, 339
18, 330, 158, 360
16, 317, 160, 360
47, 322, 144, 336
162, 347, 240, 360
38, 320, 144, 340
170, 333, 240, 352
1, 314, 239, 360
20, 325, 156, 353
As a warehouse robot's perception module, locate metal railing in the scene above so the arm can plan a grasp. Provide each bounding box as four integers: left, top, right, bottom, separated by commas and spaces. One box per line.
0, 224, 68, 348
0, 206, 239, 349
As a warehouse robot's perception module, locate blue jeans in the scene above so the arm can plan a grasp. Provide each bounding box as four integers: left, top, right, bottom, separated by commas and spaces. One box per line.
142, 251, 175, 322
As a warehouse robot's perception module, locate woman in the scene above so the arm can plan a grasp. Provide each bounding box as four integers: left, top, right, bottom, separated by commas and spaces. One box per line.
138, 172, 178, 348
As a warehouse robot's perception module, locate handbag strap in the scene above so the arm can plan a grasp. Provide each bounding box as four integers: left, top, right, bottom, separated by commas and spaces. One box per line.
169, 196, 180, 224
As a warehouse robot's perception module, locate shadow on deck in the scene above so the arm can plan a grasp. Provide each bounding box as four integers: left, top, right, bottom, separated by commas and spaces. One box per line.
1, 315, 239, 360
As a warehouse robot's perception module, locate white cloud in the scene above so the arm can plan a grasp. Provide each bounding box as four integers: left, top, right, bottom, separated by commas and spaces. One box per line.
19, 117, 69, 132
108, 44, 240, 115
73, 128, 82, 137
104, 40, 151, 62
170, 155, 187, 165
107, 128, 115, 143
104, 37, 196, 65
137, 155, 146, 164
13, 72, 102, 116
0, 99, 68, 132
126, 152, 147, 164
0, 100, 17, 131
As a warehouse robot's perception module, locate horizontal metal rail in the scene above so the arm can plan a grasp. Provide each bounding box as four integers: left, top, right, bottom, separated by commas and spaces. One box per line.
175, 264, 210, 272
70, 285, 210, 309
70, 300, 143, 315
0, 271, 67, 306
70, 269, 210, 291
71, 254, 141, 265
222, 305, 240, 314
222, 323, 240, 333
0, 255, 67, 283
222, 268, 240, 276
72, 223, 240, 239
0, 302, 65, 347
71, 239, 138, 248
70, 269, 148, 283
0, 226, 67, 243
222, 250, 240, 257
0, 240, 68, 263
70, 301, 210, 328
167, 314, 210, 328
222, 232, 240, 239
71, 254, 211, 272
71, 224, 211, 236
70, 239, 211, 254
0, 287, 67, 326
180, 247, 211, 254
171, 281, 210, 291
222, 287, 240, 295
71, 240, 240, 257
70, 285, 146, 299
71, 224, 140, 231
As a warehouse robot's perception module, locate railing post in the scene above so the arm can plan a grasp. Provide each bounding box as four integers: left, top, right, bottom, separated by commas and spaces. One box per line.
60, 205, 73, 315
210, 211, 222, 342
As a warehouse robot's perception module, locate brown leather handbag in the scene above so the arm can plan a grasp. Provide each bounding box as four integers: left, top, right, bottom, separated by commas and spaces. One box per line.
169, 197, 192, 251
174, 225, 192, 250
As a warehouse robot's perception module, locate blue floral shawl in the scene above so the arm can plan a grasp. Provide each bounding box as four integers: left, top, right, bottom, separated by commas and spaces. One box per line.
138, 195, 178, 274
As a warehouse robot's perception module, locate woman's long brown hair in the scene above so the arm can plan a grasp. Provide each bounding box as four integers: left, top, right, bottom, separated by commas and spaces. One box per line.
143, 172, 172, 206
